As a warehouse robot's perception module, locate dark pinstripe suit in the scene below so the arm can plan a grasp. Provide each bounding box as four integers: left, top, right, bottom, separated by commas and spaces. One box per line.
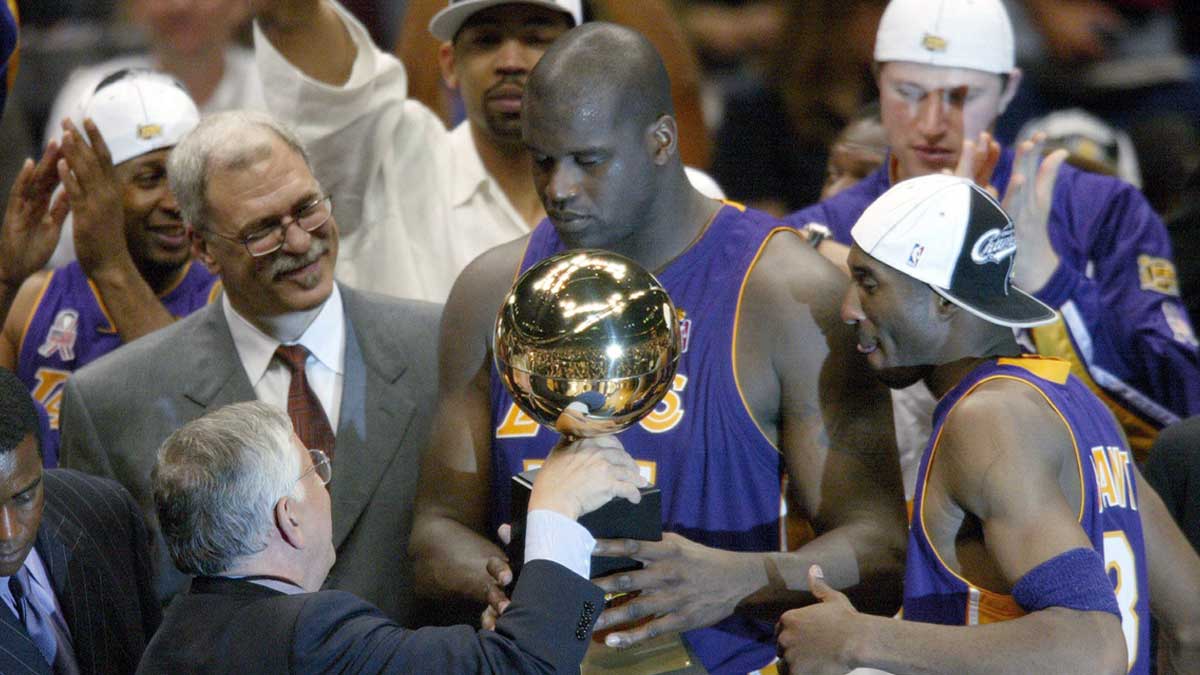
0, 470, 160, 675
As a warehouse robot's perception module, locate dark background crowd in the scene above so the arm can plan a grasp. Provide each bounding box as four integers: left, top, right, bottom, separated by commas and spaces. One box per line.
1, 1, 1200, 673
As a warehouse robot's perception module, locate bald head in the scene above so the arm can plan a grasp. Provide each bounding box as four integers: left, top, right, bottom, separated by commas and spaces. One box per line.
525, 22, 673, 133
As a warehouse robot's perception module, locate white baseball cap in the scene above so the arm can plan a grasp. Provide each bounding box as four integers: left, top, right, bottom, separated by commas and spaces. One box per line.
1018, 108, 1142, 188
429, 0, 582, 42
874, 0, 1015, 75
851, 174, 1056, 328
81, 69, 200, 166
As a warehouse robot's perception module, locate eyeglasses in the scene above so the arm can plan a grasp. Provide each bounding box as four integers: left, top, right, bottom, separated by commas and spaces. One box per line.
208, 195, 333, 257
296, 448, 332, 487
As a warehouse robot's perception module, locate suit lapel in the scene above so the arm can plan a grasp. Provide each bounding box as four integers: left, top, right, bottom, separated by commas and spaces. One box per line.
34, 500, 99, 673
182, 301, 256, 410
329, 289, 417, 549
0, 595, 47, 674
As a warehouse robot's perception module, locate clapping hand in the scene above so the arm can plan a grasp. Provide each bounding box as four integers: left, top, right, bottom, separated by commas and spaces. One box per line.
1002, 133, 1068, 293
58, 119, 134, 281
0, 142, 69, 291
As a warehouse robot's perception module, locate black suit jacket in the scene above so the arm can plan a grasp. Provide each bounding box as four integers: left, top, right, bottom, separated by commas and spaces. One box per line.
0, 470, 160, 675
138, 559, 603, 674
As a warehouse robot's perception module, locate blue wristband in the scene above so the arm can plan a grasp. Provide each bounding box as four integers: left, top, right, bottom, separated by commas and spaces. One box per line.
1011, 547, 1120, 619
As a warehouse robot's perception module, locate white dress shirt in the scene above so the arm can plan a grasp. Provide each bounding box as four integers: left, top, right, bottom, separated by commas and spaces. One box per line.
254, 3, 722, 303
223, 285, 346, 429
249, 509, 595, 595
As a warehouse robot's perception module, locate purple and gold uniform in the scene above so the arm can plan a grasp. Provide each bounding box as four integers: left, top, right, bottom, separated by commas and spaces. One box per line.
16, 261, 218, 455
788, 149, 1200, 457
490, 203, 793, 673
905, 356, 1150, 674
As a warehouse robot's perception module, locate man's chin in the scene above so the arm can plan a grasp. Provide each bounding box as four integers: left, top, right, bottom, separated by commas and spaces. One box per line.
875, 365, 934, 390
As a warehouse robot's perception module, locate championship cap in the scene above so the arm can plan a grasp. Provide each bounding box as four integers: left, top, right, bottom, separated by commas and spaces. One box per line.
429, 0, 582, 42
850, 174, 1057, 328
874, 0, 1015, 74
81, 69, 200, 166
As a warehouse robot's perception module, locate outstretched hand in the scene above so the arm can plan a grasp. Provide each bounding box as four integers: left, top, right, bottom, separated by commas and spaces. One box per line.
480, 524, 513, 631
775, 565, 860, 675
0, 142, 69, 290
590, 532, 763, 648
1001, 132, 1068, 294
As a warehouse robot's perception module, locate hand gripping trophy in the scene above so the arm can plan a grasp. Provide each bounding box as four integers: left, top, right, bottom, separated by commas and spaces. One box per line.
494, 249, 681, 578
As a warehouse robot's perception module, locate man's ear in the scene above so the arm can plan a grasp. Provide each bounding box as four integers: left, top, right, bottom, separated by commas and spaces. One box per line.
933, 292, 958, 320
437, 42, 459, 90
275, 495, 305, 550
996, 68, 1023, 117
190, 228, 220, 274
647, 116, 678, 166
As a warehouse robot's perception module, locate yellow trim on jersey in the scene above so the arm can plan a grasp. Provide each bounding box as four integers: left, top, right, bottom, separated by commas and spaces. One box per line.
90, 258, 198, 331
995, 355, 1071, 383
6, 0, 18, 90
731, 226, 805, 456
720, 199, 747, 212
206, 280, 223, 304
1031, 320, 1158, 461
917, 371, 1088, 622
156, 259, 194, 298
16, 269, 56, 360
87, 278, 118, 334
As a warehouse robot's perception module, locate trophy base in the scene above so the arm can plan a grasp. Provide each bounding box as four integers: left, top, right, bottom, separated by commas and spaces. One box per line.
582, 632, 707, 675
509, 468, 662, 580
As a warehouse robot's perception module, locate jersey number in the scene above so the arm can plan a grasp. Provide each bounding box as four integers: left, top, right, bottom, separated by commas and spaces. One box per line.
31, 368, 70, 430
1103, 531, 1138, 672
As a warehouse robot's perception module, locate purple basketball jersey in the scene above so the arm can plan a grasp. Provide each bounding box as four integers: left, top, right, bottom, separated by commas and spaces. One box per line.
905, 356, 1150, 674
490, 204, 797, 673
17, 261, 218, 459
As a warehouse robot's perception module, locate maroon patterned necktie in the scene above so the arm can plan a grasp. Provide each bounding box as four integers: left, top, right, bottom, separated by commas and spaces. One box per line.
274, 344, 336, 460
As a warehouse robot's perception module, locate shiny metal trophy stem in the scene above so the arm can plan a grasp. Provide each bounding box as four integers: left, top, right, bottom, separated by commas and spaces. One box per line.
495, 250, 703, 674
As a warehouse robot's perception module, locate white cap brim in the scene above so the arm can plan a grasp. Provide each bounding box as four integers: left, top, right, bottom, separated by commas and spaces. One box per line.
429, 0, 582, 41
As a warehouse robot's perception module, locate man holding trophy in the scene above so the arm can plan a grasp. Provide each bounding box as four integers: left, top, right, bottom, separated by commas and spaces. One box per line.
411, 22, 907, 674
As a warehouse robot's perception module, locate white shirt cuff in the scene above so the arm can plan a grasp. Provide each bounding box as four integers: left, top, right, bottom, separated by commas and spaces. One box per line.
524, 509, 595, 580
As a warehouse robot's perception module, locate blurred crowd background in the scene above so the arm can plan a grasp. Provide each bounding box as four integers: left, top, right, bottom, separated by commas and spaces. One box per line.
8, 0, 1200, 320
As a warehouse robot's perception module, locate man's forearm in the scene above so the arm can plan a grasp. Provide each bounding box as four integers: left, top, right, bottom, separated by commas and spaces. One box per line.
256, 0, 356, 85
850, 607, 1125, 675
89, 264, 176, 344
411, 515, 508, 602
742, 520, 905, 619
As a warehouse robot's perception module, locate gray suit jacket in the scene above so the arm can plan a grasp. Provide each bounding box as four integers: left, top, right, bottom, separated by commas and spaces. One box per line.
58, 286, 441, 624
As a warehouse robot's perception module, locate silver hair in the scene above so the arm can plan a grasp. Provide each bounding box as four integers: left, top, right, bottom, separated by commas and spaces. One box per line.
167, 110, 313, 232
153, 401, 303, 577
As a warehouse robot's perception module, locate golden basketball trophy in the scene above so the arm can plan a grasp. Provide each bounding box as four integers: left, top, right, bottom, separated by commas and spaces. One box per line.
495, 250, 705, 674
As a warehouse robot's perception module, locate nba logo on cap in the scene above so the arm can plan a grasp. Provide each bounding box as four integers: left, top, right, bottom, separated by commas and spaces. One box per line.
849, 174, 1058, 329
907, 243, 925, 267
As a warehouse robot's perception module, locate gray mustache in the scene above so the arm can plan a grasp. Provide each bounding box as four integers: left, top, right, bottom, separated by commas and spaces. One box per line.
269, 238, 328, 277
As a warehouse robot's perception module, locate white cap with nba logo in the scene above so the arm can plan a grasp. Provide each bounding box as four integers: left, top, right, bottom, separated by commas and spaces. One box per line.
429, 0, 583, 41
874, 0, 1015, 74
850, 174, 1057, 328
81, 69, 200, 166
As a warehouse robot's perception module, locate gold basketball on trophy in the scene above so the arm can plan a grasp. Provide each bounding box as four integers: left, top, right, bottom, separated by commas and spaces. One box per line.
494, 249, 682, 438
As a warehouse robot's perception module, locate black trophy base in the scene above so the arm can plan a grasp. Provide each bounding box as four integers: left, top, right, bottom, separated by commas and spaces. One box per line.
508, 468, 662, 581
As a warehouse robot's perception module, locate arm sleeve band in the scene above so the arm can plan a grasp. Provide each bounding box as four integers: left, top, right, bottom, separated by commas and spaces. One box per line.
1011, 547, 1120, 619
